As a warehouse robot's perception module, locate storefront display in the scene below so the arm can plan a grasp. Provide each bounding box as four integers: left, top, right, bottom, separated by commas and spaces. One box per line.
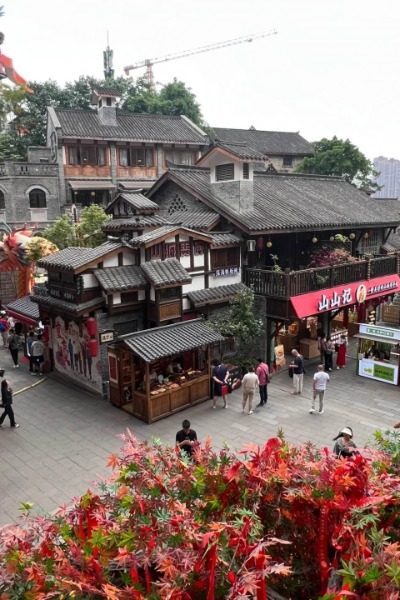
108, 319, 224, 423
355, 323, 400, 386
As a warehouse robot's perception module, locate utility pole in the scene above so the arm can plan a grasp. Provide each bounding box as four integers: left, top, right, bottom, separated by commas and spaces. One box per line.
103, 32, 114, 80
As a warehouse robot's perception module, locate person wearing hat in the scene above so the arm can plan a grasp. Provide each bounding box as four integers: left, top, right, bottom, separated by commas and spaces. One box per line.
332, 427, 357, 457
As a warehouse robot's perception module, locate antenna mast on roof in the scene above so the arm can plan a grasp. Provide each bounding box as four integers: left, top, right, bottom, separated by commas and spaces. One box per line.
103, 31, 114, 80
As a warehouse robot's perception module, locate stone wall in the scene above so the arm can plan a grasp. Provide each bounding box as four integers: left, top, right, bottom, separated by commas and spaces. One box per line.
0, 271, 19, 305
152, 180, 210, 213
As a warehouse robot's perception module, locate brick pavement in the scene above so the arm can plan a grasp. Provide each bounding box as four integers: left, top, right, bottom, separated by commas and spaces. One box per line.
1, 345, 400, 526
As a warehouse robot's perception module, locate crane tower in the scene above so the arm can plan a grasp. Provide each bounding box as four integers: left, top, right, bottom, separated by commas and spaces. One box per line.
124, 30, 277, 86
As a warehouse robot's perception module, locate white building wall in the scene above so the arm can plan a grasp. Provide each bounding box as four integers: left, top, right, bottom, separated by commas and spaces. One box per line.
209, 272, 241, 287
182, 274, 205, 295
180, 255, 191, 268
113, 292, 121, 305
81, 273, 98, 288
103, 255, 119, 267
193, 253, 204, 268
150, 287, 155, 301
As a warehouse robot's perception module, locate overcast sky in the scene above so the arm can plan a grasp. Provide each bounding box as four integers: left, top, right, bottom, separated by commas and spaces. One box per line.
2, 0, 399, 160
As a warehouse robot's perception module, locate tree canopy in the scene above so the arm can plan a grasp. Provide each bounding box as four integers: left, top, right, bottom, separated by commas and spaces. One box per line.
296, 136, 379, 192
41, 205, 110, 249
0, 74, 204, 159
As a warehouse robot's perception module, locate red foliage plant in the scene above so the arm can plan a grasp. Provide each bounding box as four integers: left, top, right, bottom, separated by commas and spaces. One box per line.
0, 432, 399, 599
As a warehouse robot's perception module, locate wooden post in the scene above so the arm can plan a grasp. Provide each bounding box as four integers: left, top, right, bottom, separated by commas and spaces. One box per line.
145, 361, 150, 422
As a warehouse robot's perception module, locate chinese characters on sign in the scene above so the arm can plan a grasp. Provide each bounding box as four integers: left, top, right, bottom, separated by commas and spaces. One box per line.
215, 267, 240, 277
163, 242, 204, 258
318, 288, 353, 312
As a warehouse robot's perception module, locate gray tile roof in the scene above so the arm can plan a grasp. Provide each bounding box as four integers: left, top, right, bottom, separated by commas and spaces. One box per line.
159, 166, 400, 234
210, 233, 241, 247
6, 295, 40, 321
37, 242, 123, 271
210, 127, 314, 156
187, 283, 247, 307
128, 225, 180, 247
141, 258, 191, 287
103, 215, 170, 232
212, 141, 267, 161
94, 265, 147, 292
163, 210, 220, 231
106, 191, 160, 213
121, 318, 224, 362
31, 293, 104, 316
55, 108, 208, 144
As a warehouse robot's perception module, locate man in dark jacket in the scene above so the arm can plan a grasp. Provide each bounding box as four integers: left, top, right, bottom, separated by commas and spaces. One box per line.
0, 379, 19, 428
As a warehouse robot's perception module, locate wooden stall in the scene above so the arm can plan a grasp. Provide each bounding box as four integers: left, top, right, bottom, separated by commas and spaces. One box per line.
108, 319, 224, 423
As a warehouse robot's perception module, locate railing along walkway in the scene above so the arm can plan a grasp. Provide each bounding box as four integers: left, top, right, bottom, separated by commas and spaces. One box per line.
246, 254, 399, 298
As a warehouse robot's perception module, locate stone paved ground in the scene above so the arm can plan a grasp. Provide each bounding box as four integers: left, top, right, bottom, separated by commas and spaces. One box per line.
1, 344, 399, 526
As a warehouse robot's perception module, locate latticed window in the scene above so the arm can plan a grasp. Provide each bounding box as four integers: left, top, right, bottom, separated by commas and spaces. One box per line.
243, 163, 249, 179
167, 194, 187, 214
215, 163, 234, 181
29, 188, 46, 208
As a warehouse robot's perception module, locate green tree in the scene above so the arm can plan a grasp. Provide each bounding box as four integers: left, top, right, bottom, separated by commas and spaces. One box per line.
296, 136, 379, 191
157, 79, 202, 124
75, 205, 111, 248
41, 215, 76, 250
210, 287, 263, 346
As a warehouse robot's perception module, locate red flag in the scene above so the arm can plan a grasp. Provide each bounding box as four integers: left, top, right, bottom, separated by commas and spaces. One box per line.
0, 52, 33, 93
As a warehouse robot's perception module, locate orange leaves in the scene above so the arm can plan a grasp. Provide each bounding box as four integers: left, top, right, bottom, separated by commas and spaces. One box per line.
106, 453, 120, 470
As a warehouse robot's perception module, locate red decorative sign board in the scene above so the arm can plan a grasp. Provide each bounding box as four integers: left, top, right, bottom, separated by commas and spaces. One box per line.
290, 274, 400, 319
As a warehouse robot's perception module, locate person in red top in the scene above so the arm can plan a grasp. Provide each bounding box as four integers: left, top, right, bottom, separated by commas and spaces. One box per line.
256, 358, 269, 406
0, 312, 9, 347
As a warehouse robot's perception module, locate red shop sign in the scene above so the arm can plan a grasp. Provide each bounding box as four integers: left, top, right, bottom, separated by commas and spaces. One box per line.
290, 274, 400, 319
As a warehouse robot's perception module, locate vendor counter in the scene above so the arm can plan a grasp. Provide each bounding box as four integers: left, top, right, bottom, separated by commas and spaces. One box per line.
132, 372, 210, 423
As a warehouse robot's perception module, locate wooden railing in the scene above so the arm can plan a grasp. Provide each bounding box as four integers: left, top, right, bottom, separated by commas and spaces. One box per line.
245, 254, 400, 299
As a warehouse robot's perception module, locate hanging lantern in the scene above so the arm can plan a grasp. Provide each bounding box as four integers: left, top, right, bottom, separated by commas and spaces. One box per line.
88, 338, 98, 358
349, 232, 356, 240
266, 239, 273, 248
312, 236, 318, 244
364, 232, 369, 239
257, 236, 265, 251
329, 236, 335, 242
86, 317, 97, 337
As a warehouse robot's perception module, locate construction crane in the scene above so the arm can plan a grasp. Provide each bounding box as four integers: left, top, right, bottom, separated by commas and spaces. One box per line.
124, 30, 277, 86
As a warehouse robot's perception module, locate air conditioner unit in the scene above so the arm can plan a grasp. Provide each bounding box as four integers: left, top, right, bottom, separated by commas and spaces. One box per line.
247, 239, 256, 252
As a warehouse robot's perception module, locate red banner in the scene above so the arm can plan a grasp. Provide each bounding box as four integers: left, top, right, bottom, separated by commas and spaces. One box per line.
290, 274, 400, 319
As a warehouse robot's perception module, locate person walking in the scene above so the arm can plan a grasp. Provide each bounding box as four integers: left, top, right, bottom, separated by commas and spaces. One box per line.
26, 331, 35, 373
0, 379, 19, 428
323, 336, 335, 371
332, 427, 357, 457
256, 358, 269, 407
176, 419, 198, 458
289, 349, 304, 395
8, 329, 21, 368
0, 311, 9, 347
310, 364, 329, 414
31, 334, 45, 375
241, 366, 259, 415
336, 335, 347, 369
211, 359, 230, 409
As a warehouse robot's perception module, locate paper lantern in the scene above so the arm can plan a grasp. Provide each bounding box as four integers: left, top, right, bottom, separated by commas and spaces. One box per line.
257, 236, 265, 251
349, 232, 356, 240
86, 317, 97, 337
88, 338, 98, 358
312, 236, 318, 244
266, 240, 273, 248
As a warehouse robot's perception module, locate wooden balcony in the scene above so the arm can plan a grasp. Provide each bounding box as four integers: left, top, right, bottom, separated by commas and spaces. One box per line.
245, 254, 400, 299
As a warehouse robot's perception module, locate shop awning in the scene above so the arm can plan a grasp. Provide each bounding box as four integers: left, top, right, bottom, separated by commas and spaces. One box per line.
354, 333, 400, 345
69, 180, 115, 191
121, 318, 224, 362
6, 296, 40, 326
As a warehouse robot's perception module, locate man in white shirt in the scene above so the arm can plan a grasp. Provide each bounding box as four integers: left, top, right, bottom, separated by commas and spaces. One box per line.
242, 366, 259, 415
310, 364, 329, 414
31, 334, 45, 376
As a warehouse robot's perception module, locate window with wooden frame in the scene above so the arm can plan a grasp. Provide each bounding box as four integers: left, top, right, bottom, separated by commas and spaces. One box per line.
215, 163, 234, 181
282, 156, 293, 167
211, 247, 240, 269
120, 291, 138, 303
243, 163, 250, 179
67, 144, 108, 166
164, 148, 196, 166
118, 147, 154, 167
29, 188, 47, 208
159, 286, 180, 301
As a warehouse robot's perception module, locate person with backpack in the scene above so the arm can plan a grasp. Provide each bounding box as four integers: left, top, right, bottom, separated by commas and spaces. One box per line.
0, 379, 19, 428
256, 357, 269, 406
